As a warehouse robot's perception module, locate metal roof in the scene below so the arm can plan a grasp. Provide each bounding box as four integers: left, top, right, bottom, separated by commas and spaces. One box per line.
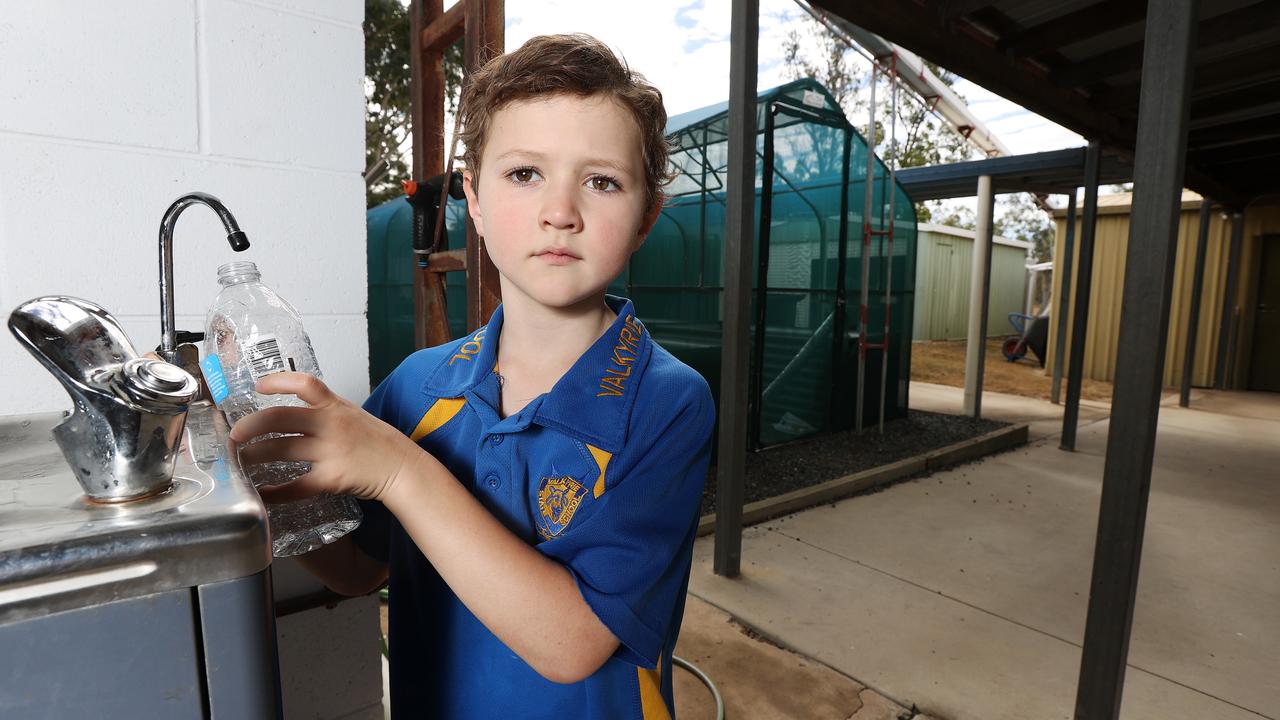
810, 0, 1280, 207
896, 146, 1134, 200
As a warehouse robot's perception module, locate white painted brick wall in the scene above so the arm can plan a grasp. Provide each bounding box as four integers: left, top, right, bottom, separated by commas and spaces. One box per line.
0, 4, 379, 716
0, 0, 369, 414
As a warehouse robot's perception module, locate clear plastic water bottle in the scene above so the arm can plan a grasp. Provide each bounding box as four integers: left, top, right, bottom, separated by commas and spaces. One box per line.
202, 260, 361, 557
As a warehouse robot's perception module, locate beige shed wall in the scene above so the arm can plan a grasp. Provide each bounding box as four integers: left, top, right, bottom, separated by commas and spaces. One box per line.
1234, 198, 1280, 388
913, 227, 1029, 341
1045, 194, 1280, 389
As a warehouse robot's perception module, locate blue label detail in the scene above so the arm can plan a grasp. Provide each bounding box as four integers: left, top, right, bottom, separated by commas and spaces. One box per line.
201, 354, 229, 405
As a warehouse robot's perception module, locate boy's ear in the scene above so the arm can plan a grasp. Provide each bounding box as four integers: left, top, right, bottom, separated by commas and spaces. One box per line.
633, 200, 664, 250
462, 171, 485, 236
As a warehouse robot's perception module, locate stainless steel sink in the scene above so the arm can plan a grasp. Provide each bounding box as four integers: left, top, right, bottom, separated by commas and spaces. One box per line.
0, 402, 270, 624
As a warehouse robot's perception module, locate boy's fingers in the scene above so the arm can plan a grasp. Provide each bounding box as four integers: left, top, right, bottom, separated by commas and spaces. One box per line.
236, 435, 319, 467
256, 476, 323, 505
228, 406, 316, 443
254, 372, 334, 407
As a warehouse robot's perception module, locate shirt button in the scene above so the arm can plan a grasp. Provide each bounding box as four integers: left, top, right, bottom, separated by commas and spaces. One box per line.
486, 475, 500, 488
490, 434, 504, 446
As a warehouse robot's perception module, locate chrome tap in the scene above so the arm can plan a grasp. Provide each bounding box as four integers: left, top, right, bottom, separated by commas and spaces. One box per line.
8, 297, 200, 502
159, 193, 250, 362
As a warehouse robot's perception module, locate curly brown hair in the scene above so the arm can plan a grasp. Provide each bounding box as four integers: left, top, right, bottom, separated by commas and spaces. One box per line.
457, 33, 674, 213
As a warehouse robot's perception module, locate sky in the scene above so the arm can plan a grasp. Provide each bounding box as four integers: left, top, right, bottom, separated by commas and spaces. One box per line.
491, 0, 1086, 157
430, 0, 1090, 223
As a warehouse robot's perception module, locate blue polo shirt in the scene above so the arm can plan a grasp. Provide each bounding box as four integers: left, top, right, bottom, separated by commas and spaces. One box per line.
354, 296, 715, 719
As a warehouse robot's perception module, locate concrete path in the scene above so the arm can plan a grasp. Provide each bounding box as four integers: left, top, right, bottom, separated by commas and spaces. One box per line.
908, 381, 1112, 442
689, 387, 1279, 720
674, 594, 928, 720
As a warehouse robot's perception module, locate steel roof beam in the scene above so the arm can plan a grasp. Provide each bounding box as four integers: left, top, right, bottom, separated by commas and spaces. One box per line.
809, 0, 1132, 148
1061, 5, 1280, 90
999, 0, 1144, 56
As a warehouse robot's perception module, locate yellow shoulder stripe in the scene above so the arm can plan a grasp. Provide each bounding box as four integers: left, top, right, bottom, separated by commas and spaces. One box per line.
637, 663, 670, 720
586, 444, 612, 499
409, 398, 466, 442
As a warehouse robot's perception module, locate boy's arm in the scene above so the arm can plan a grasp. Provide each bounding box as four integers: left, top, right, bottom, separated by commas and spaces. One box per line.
380, 451, 620, 684
293, 534, 388, 597
233, 373, 620, 683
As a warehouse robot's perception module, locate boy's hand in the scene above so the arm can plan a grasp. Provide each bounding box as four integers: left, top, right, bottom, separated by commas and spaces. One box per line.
229, 372, 418, 503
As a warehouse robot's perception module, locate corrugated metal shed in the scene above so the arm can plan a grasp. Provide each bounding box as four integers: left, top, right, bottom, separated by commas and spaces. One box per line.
1046, 193, 1280, 388
913, 223, 1030, 341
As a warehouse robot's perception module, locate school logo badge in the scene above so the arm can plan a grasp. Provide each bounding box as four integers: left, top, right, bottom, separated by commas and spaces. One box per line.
536, 475, 588, 540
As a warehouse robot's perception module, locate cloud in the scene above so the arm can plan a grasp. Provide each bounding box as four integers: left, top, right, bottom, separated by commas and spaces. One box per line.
493, 1, 1084, 157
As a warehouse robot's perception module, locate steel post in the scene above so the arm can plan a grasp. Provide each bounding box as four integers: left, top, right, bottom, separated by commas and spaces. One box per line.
1061, 140, 1102, 451
1074, 1, 1199, 716
1179, 199, 1214, 406
713, 0, 758, 579
963, 175, 994, 418
1051, 190, 1078, 404
1214, 212, 1244, 388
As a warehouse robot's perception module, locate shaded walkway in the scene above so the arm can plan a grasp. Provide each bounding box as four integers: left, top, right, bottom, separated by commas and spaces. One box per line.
689, 388, 1279, 719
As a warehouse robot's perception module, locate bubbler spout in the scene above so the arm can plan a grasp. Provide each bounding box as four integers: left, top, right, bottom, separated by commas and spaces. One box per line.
158, 192, 250, 362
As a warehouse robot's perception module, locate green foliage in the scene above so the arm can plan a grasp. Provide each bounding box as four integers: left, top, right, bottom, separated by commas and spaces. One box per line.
364, 0, 464, 208
995, 193, 1054, 263
927, 204, 976, 230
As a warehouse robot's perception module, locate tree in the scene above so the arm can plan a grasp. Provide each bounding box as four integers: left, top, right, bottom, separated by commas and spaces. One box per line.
779, 15, 1056, 256
780, 18, 974, 223
995, 193, 1054, 264
364, 0, 464, 208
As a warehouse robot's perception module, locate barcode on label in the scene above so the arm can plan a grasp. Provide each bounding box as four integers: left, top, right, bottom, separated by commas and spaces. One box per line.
247, 335, 286, 381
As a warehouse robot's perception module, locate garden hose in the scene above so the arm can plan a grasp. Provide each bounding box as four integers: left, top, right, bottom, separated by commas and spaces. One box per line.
673, 654, 725, 720
380, 588, 725, 719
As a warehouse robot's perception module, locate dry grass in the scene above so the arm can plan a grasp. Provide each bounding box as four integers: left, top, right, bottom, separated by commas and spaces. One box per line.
911, 338, 1115, 403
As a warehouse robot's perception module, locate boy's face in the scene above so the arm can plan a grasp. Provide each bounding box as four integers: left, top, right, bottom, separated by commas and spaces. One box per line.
463, 94, 660, 312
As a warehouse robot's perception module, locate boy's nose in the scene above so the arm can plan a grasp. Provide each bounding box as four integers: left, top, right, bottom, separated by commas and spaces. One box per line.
539, 183, 582, 232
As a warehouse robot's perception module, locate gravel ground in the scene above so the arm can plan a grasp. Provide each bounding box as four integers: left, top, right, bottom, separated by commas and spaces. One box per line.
701, 410, 1008, 516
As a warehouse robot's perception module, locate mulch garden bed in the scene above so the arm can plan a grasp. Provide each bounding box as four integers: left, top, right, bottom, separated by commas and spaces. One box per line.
700, 409, 1008, 517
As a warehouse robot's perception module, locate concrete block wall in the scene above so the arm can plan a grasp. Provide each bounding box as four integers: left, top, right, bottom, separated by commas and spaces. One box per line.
0, 0, 369, 414
0, 4, 381, 719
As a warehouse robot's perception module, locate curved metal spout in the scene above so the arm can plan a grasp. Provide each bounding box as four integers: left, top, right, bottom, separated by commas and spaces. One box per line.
159, 192, 250, 362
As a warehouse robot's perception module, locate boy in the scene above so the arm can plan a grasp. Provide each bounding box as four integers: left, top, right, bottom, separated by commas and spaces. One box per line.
231, 33, 715, 719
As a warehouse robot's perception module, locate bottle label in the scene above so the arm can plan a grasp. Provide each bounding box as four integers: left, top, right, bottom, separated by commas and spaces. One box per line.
246, 334, 293, 380
201, 354, 230, 405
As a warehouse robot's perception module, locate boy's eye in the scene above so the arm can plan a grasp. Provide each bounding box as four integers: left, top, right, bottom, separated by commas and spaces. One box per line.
507, 167, 540, 184
588, 175, 621, 193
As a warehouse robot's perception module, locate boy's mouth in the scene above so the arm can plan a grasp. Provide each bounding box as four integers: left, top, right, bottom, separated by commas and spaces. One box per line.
534, 247, 582, 265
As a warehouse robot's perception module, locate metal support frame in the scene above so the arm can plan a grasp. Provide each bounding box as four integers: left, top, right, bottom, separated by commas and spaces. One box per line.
713, 0, 758, 578
1051, 190, 1078, 404
1214, 212, 1245, 388
962, 174, 995, 418
878, 60, 899, 433
1179, 199, 1214, 407
830, 130, 854, 429
855, 55, 900, 433
1061, 140, 1102, 452
748, 105, 778, 450
855, 63, 877, 433
1074, 2, 1199, 717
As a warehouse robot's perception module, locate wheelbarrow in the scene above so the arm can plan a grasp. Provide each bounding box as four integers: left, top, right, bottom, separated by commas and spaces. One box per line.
1001, 312, 1049, 366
